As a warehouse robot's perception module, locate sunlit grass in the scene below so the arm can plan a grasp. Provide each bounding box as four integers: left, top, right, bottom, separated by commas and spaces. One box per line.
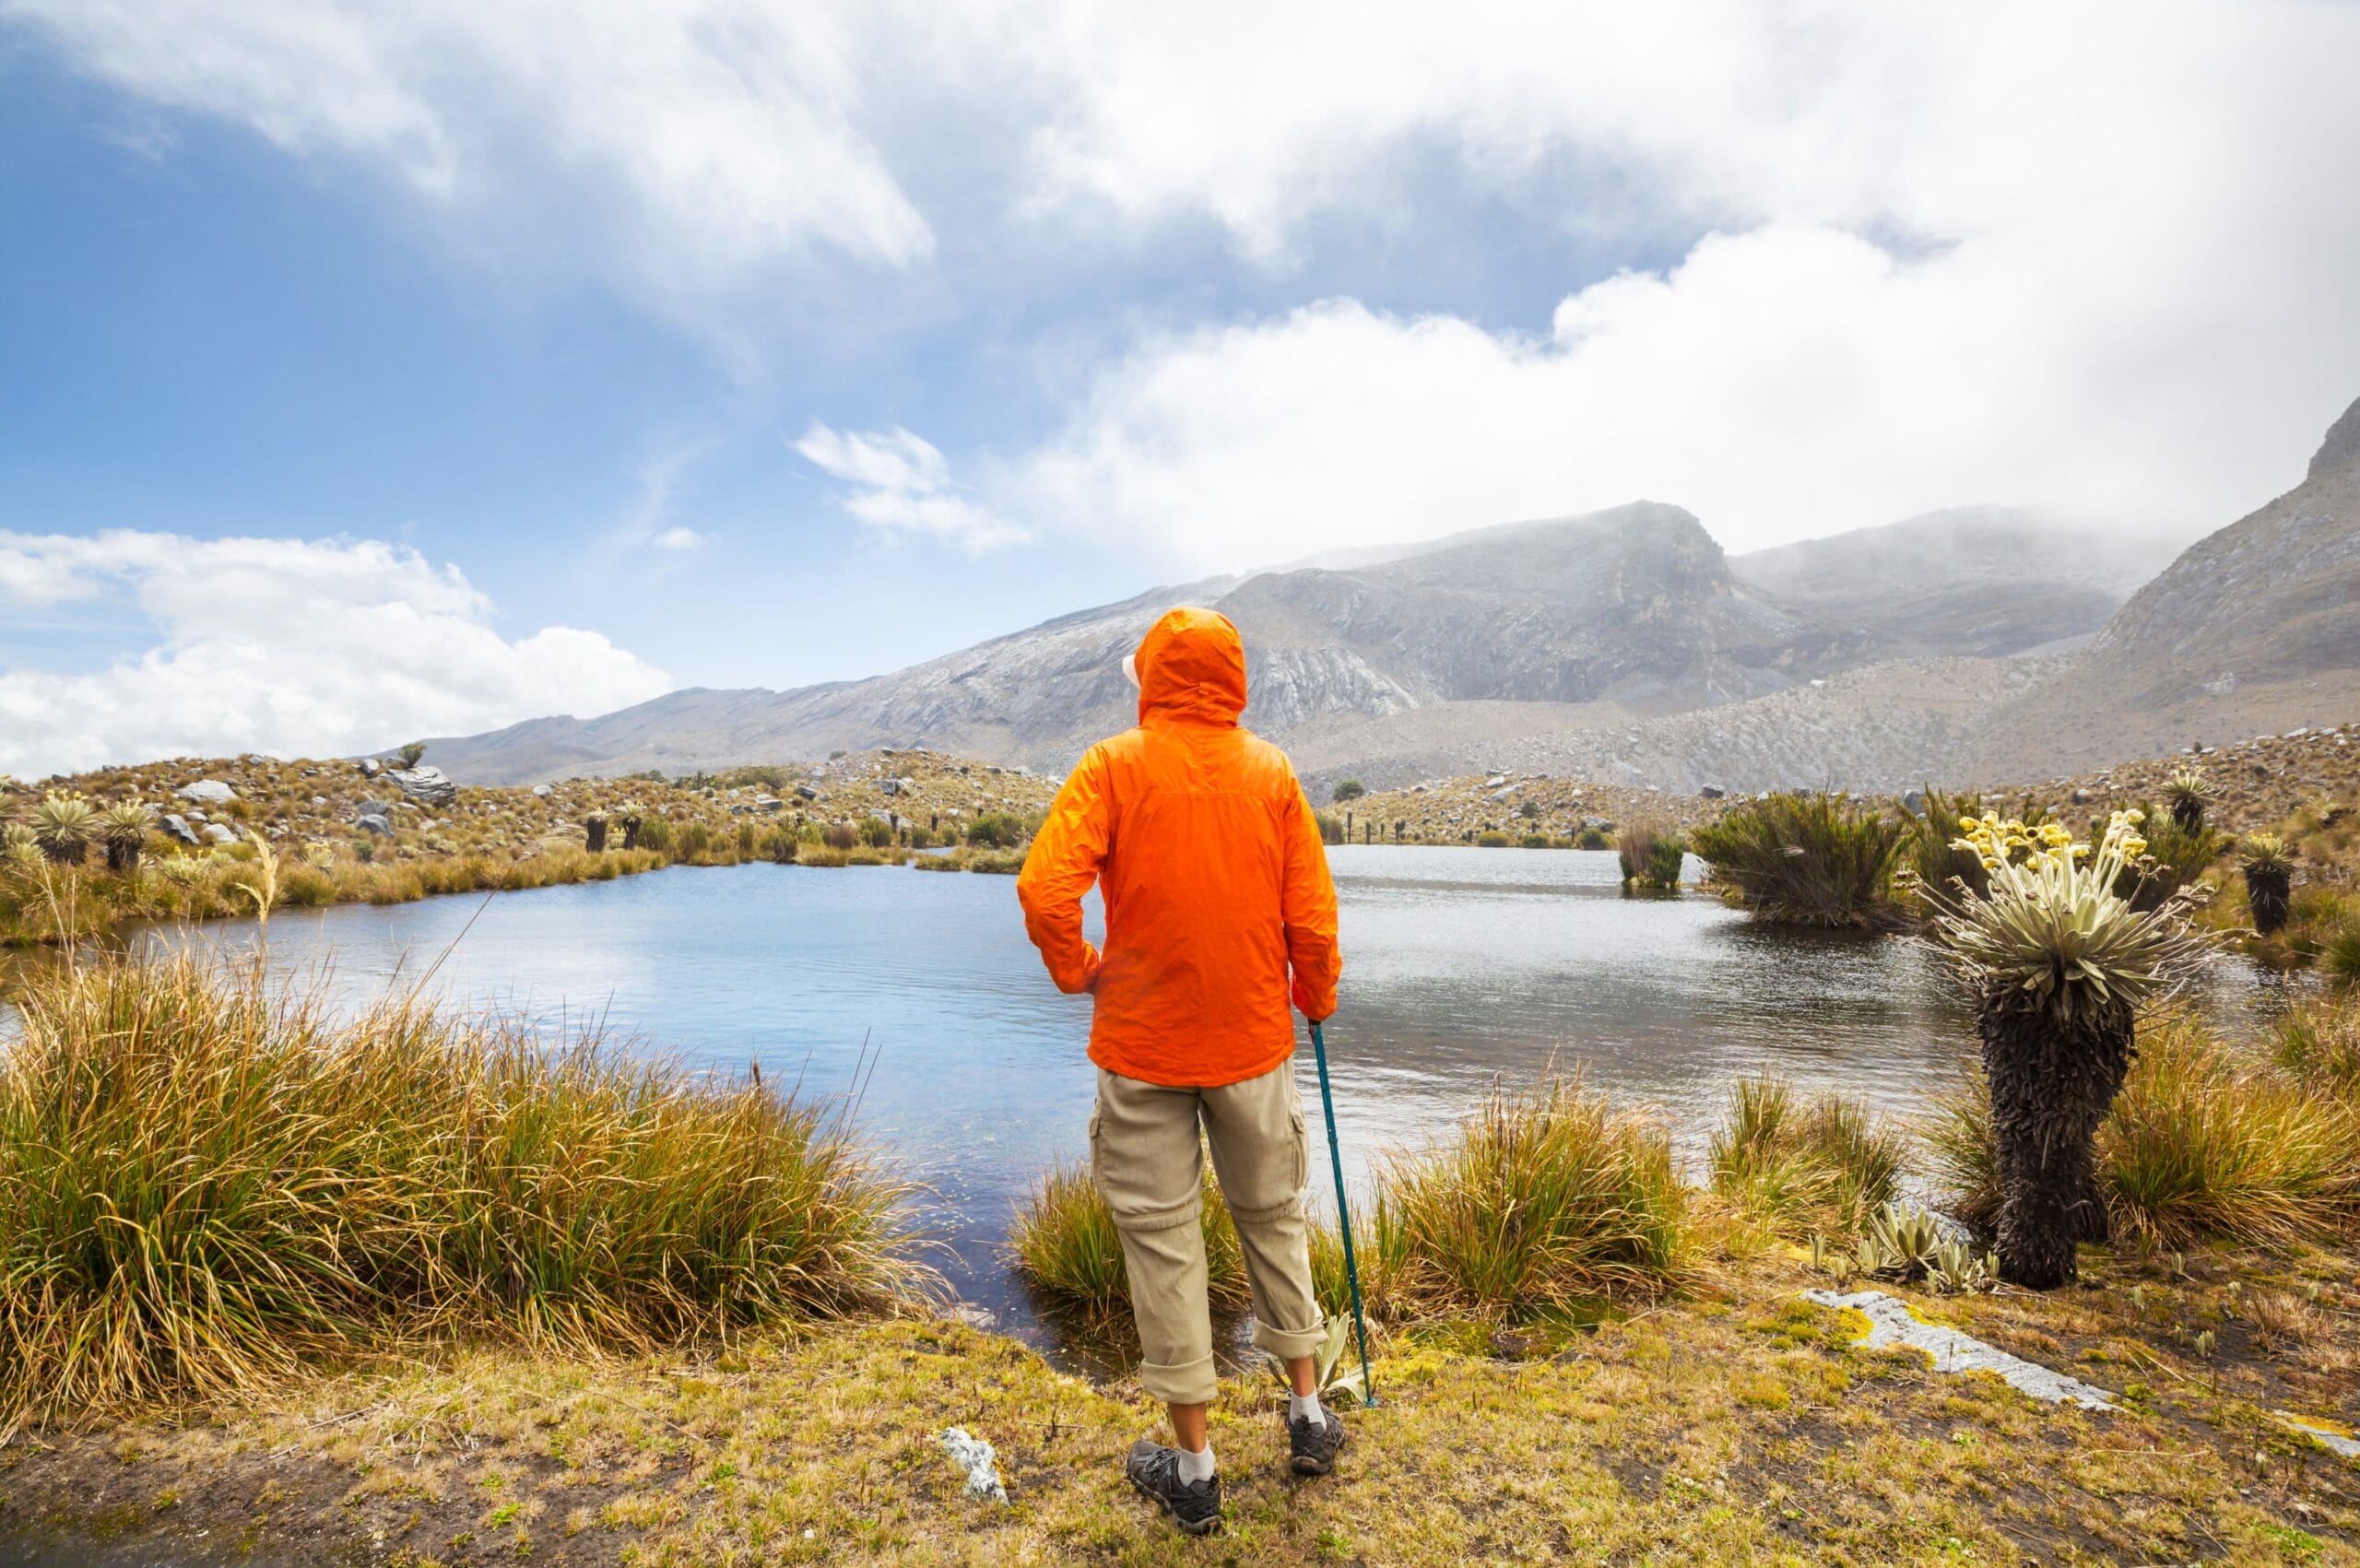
0, 955, 927, 1421
1707, 1077, 1906, 1239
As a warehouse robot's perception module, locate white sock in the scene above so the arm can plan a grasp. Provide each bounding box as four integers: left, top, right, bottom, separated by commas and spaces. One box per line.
1290, 1392, 1325, 1427
1175, 1440, 1217, 1484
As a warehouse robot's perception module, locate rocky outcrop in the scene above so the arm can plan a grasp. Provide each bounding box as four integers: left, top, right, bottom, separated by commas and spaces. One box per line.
176, 779, 236, 805
385, 766, 458, 806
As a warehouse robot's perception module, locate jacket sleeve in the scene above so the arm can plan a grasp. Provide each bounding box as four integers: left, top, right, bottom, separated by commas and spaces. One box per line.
1280, 776, 1341, 1020
1017, 747, 1111, 995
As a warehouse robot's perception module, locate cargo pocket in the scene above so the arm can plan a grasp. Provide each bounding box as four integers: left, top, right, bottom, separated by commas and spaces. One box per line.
1087, 1102, 1104, 1188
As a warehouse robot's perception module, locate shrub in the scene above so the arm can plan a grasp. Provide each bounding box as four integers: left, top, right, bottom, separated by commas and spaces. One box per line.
1708, 1078, 1905, 1238
1009, 1160, 1248, 1317
0, 957, 924, 1419
1924, 811, 2218, 1286
1575, 826, 1610, 851
633, 816, 675, 855
1475, 829, 1512, 848
1911, 786, 2050, 903
1330, 780, 1366, 804
1316, 811, 1346, 845
2240, 832, 2295, 936
2119, 802, 2226, 911
822, 822, 859, 851
1519, 832, 1551, 849
676, 820, 714, 861
1929, 1016, 2358, 1253
966, 812, 1028, 850
1617, 819, 1686, 890
1366, 1073, 1687, 1315
858, 818, 894, 848
1690, 792, 1911, 927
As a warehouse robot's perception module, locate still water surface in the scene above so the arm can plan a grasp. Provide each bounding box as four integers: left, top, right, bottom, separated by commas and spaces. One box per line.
136, 846, 1994, 1352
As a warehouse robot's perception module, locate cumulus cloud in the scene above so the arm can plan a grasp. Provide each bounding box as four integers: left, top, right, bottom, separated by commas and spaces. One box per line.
649, 526, 706, 552
4, 0, 934, 295
0, 532, 671, 778
1000, 2, 2360, 565
795, 422, 1026, 551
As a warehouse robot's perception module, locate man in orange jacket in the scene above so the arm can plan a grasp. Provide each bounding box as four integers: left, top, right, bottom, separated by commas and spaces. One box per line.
1017, 605, 1345, 1536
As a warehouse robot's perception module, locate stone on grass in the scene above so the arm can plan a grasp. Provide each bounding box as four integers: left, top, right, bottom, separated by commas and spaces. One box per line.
202, 823, 237, 846
385, 765, 458, 806
159, 814, 201, 847
1801, 1290, 2117, 1410
177, 779, 236, 806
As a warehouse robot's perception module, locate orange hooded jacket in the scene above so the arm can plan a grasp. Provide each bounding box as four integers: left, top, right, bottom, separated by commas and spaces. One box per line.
1017, 607, 1341, 1089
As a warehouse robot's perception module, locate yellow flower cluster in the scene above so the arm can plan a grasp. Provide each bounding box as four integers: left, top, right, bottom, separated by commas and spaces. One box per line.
1952, 809, 2146, 884
1952, 814, 2083, 873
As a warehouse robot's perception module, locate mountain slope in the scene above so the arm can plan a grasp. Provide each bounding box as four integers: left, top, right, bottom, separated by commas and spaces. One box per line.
1962, 395, 2360, 776
1728, 505, 2171, 660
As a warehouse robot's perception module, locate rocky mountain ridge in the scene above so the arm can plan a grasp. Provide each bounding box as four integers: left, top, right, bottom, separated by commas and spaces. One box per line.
421, 396, 2360, 795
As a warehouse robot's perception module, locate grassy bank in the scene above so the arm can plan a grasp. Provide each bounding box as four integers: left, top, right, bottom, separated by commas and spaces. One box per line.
6, 1242, 2356, 1565
0, 957, 926, 1425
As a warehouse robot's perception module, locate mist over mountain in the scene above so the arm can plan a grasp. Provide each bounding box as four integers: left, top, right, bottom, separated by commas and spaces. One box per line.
422, 399, 2360, 794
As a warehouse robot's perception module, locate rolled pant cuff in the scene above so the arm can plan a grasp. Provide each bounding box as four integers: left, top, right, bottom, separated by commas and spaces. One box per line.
1250, 1316, 1328, 1361
1139, 1352, 1219, 1406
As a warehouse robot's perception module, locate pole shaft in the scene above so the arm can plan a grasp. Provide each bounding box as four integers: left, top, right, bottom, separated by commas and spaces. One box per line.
1310, 1020, 1376, 1405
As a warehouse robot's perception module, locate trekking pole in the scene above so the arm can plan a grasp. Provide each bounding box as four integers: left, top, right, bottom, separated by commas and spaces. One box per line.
1309, 1020, 1378, 1407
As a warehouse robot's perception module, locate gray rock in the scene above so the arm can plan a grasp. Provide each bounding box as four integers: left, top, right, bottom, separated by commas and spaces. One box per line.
533, 784, 553, 797
159, 813, 201, 847
177, 779, 236, 806
202, 822, 237, 845
2071, 787, 2094, 804
356, 815, 395, 837
795, 784, 820, 801
1899, 790, 1923, 814
310, 796, 328, 808
756, 796, 785, 811
385, 765, 458, 806
879, 777, 903, 796
1701, 785, 1727, 800
359, 758, 383, 778
186, 810, 209, 824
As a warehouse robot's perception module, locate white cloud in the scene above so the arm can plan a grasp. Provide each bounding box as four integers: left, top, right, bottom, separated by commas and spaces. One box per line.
0, 532, 671, 777
4, 0, 934, 294
999, 2, 2360, 565
649, 526, 706, 552
795, 422, 1026, 551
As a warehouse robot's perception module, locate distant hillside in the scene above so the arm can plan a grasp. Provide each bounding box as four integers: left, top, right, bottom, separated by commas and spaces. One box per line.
420, 403, 2360, 792
1727, 505, 2173, 660
1962, 394, 2360, 778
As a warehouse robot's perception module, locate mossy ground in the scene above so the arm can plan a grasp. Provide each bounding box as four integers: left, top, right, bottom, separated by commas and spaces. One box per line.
6, 1241, 2354, 1566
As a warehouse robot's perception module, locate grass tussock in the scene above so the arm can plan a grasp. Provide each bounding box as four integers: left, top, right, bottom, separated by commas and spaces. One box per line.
1353, 1073, 1689, 1316
1707, 1077, 1906, 1239
1929, 1012, 2360, 1252
1690, 791, 1912, 928
1616, 819, 1686, 890
0, 956, 926, 1422
1007, 1159, 1248, 1317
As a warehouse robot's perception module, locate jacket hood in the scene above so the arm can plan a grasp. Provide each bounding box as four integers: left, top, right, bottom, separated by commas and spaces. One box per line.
1134, 607, 1246, 726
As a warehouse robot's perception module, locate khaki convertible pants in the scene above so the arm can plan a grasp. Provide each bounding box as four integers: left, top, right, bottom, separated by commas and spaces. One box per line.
1091, 1057, 1328, 1405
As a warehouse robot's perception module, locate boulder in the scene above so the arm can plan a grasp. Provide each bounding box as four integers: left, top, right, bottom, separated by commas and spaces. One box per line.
310, 796, 327, 808
879, 778, 903, 796
202, 822, 237, 845
356, 815, 395, 837
756, 796, 785, 811
1898, 789, 1923, 815
795, 784, 820, 801
1701, 785, 1727, 800
359, 758, 383, 778
159, 813, 201, 847
533, 784, 553, 797
385, 765, 458, 806
177, 779, 236, 806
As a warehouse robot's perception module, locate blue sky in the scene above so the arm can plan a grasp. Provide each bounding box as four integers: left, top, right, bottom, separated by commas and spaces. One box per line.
5, 2, 2358, 776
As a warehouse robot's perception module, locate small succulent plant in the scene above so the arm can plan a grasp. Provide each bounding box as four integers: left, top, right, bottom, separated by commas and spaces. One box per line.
1260, 1314, 1369, 1409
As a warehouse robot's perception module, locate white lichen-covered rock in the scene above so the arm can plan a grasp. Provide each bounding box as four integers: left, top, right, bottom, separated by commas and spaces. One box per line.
1802, 1290, 2118, 1410
177, 779, 236, 805
937, 1427, 1008, 1504
385, 765, 458, 806
202, 822, 237, 846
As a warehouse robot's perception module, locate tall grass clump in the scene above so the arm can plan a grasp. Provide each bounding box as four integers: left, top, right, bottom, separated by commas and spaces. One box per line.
1369, 1073, 1687, 1315
1911, 786, 2050, 903
0, 956, 924, 1421
1691, 792, 1912, 928
1008, 1159, 1247, 1317
1617, 819, 1687, 890
1708, 1078, 1906, 1238
1928, 1016, 2359, 1253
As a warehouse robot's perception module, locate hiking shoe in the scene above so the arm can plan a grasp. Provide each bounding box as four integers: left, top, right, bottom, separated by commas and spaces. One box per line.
1125, 1439, 1223, 1535
1288, 1407, 1347, 1475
